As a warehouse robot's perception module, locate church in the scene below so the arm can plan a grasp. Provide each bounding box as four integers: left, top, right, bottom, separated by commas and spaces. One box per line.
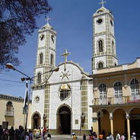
30, 0, 140, 139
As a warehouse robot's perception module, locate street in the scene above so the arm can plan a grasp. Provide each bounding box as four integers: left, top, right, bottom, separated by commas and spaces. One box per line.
35, 135, 83, 140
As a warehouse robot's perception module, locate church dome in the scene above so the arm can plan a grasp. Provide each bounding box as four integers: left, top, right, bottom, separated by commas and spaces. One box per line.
94, 7, 112, 16
41, 23, 54, 30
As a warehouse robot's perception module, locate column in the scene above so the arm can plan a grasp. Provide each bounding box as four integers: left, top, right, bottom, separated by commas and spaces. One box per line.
92, 112, 99, 136
126, 113, 130, 140
109, 112, 114, 135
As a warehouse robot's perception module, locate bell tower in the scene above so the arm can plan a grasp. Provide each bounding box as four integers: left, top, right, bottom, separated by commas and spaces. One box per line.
34, 18, 57, 84
92, 0, 118, 72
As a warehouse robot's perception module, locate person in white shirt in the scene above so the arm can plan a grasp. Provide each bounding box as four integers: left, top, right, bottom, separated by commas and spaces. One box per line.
116, 132, 120, 140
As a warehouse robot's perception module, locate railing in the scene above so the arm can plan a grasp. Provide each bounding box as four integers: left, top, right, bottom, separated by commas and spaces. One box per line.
5, 110, 14, 117
93, 96, 140, 105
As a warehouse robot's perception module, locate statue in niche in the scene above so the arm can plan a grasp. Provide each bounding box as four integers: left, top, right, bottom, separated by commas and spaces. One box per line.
81, 112, 85, 128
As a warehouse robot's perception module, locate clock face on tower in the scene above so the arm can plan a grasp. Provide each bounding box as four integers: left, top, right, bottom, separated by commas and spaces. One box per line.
96, 18, 103, 24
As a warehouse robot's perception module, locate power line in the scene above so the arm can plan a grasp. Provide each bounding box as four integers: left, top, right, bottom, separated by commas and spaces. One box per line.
0, 78, 24, 84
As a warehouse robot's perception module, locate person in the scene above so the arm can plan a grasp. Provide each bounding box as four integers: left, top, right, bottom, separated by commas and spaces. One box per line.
29, 130, 33, 140
47, 133, 51, 139
109, 133, 114, 140
131, 132, 136, 140
120, 133, 125, 140
25, 131, 29, 140
0, 125, 3, 140
83, 134, 86, 140
3, 128, 9, 140
72, 133, 77, 140
42, 127, 47, 139
116, 132, 120, 140
9, 126, 15, 140
89, 126, 93, 135
99, 132, 103, 140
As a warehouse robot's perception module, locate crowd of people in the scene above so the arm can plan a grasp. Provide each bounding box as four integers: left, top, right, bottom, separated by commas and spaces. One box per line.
0, 125, 53, 140
0, 125, 33, 140
85, 128, 137, 140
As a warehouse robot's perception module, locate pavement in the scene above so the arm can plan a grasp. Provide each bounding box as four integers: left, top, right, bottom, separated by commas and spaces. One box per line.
34, 135, 83, 140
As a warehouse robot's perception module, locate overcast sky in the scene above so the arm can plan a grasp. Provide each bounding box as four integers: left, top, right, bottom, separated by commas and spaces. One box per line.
0, 0, 140, 97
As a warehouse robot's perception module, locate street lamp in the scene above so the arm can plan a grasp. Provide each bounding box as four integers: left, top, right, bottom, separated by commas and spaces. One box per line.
6, 63, 59, 131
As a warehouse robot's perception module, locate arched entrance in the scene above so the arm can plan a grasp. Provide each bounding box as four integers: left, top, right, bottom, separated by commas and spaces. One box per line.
129, 108, 140, 139
113, 109, 126, 136
57, 106, 71, 134
32, 113, 41, 129
98, 109, 110, 137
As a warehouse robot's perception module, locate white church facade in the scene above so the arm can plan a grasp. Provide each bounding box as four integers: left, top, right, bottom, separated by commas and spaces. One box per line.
31, 20, 93, 134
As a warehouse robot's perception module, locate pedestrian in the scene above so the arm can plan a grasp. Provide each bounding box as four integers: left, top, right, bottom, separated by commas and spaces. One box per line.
131, 132, 136, 140
99, 132, 103, 140
25, 131, 29, 140
83, 134, 86, 140
29, 130, 33, 140
116, 132, 120, 140
0, 125, 3, 140
3, 128, 9, 140
72, 133, 77, 140
109, 132, 114, 140
9, 126, 15, 140
120, 133, 125, 140
89, 126, 93, 135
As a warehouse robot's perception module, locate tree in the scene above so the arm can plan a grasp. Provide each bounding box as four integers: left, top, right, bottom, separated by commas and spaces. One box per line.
0, 0, 52, 70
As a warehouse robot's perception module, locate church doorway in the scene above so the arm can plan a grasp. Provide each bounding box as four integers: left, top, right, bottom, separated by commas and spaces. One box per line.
57, 106, 71, 134
32, 113, 41, 129
130, 108, 140, 139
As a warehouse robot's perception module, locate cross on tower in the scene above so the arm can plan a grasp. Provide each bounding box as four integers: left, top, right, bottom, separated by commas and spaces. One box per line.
99, 0, 106, 7
45, 16, 51, 24
61, 49, 70, 71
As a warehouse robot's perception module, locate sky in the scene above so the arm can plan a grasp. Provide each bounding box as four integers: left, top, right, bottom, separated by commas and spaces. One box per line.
0, 0, 140, 97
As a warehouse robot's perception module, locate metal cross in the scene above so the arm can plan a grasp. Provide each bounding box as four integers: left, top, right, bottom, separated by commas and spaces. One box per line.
61, 49, 70, 71
46, 16, 51, 24
99, 0, 106, 7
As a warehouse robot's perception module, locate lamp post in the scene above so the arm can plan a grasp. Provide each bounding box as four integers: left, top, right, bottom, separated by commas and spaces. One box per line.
6, 63, 59, 131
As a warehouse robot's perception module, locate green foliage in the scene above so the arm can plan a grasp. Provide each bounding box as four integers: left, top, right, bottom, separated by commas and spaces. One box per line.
0, 0, 52, 70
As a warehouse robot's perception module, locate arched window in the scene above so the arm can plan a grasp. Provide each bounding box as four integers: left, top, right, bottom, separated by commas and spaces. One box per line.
98, 40, 103, 52
130, 79, 140, 100
99, 84, 107, 104
98, 62, 104, 69
114, 82, 123, 104
37, 73, 41, 84
59, 84, 71, 101
6, 101, 13, 111
32, 113, 41, 129
112, 41, 114, 54
50, 54, 54, 65
39, 53, 43, 64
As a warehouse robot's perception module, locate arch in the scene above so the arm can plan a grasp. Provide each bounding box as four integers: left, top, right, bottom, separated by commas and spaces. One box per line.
112, 41, 115, 54
59, 84, 71, 101
32, 112, 41, 129
98, 62, 104, 69
39, 53, 43, 64
56, 105, 71, 134
114, 82, 123, 104
6, 101, 13, 111
50, 54, 54, 65
113, 109, 126, 136
97, 109, 110, 136
98, 39, 104, 52
99, 84, 107, 104
130, 79, 140, 100
111, 107, 126, 114
128, 108, 140, 138
37, 72, 41, 84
